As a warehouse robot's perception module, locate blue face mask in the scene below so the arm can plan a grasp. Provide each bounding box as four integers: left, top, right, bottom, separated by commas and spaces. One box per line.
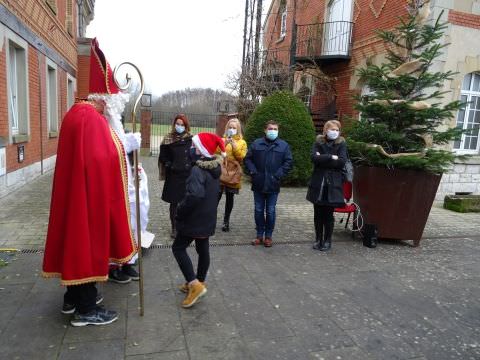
175, 125, 185, 134
266, 129, 278, 141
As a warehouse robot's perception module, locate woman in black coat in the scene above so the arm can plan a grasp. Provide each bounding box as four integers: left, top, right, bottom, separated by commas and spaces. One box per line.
306, 120, 347, 251
158, 114, 193, 238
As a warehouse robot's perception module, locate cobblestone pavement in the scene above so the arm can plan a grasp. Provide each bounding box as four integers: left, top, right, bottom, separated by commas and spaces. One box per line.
0, 156, 479, 359
1, 156, 479, 249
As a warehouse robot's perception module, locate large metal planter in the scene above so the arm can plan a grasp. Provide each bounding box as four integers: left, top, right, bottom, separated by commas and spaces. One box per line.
353, 166, 442, 246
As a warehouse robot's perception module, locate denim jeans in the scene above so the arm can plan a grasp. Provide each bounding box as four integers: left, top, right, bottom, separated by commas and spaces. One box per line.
253, 191, 279, 238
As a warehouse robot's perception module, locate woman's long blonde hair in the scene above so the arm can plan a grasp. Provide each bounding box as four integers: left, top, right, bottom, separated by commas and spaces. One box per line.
224, 118, 243, 137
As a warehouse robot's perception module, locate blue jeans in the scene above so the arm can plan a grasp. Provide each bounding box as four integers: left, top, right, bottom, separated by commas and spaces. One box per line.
253, 191, 279, 238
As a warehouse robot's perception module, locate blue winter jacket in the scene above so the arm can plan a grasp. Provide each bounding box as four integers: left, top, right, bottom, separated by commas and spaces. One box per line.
244, 137, 293, 193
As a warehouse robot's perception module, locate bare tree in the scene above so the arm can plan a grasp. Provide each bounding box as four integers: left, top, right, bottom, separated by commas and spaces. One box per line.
233, 0, 337, 122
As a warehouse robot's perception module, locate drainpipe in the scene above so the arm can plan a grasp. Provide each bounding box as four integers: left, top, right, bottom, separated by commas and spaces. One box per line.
38, 52, 44, 174
288, 0, 298, 90
240, 0, 249, 98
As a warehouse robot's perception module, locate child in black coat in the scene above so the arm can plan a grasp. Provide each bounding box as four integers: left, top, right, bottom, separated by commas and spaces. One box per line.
172, 133, 225, 308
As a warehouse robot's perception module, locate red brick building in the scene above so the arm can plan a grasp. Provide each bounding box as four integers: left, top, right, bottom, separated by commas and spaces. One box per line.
0, 0, 95, 197
262, 0, 480, 199
262, 0, 412, 127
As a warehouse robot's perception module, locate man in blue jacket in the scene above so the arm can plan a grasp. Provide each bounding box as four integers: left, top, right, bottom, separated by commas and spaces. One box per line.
244, 120, 293, 247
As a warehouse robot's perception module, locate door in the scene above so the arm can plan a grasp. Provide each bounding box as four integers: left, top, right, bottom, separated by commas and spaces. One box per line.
323, 0, 353, 56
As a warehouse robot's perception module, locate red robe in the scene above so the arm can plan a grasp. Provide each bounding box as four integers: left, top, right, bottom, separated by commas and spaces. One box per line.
42, 102, 136, 285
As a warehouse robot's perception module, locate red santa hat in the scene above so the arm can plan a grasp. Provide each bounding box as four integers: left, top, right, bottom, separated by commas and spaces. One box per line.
89, 38, 120, 95
192, 133, 226, 158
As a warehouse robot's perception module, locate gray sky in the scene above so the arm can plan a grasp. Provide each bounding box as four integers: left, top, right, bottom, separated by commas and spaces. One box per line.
86, 0, 258, 97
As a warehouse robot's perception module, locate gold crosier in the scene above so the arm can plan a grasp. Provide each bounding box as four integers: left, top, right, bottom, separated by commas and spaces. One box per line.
113, 62, 145, 316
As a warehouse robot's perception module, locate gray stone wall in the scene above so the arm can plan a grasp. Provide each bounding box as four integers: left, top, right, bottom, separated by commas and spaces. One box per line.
436, 160, 480, 201
427, 2, 480, 201
0, 155, 56, 198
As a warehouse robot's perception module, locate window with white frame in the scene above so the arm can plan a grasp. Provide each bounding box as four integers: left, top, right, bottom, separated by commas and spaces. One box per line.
454, 72, 480, 154
46, 60, 59, 135
67, 75, 76, 109
280, 9, 287, 38
7, 36, 29, 140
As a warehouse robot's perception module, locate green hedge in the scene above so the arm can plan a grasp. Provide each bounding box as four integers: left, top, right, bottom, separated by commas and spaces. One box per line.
244, 91, 316, 186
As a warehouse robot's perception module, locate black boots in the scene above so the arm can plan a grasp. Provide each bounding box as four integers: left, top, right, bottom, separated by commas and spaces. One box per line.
322, 220, 334, 251
222, 222, 230, 232
221, 216, 230, 232
313, 220, 333, 251
312, 219, 324, 250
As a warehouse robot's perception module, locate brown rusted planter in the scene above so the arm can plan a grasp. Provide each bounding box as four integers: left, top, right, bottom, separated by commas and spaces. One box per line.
353, 166, 442, 247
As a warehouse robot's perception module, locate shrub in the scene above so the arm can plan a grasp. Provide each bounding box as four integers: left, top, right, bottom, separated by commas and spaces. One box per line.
244, 91, 316, 185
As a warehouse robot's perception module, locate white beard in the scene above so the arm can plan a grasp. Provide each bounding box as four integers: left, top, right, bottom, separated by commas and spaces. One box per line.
88, 92, 130, 145
88, 92, 135, 204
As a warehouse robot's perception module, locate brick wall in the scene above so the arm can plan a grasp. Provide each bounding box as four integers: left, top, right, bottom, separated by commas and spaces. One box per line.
77, 54, 90, 99
263, 0, 410, 123
2, 0, 77, 65
57, 0, 67, 28
263, 0, 292, 67
0, 1, 79, 195
448, 10, 480, 30
324, 0, 408, 121
0, 41, 7, 145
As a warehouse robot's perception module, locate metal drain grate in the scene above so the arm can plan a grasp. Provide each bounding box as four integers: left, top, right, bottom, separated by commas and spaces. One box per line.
20, 248, 44, 254
149, 240, 314, 249
6, 234, 480, 255
10, 241, 317, 254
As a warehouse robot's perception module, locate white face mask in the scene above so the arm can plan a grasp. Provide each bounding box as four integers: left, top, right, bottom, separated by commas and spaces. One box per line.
227, 128, 237, 137
326, 129, 339, 140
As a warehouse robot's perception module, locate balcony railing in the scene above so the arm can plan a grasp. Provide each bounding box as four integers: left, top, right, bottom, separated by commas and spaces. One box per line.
295, 21, 353, 61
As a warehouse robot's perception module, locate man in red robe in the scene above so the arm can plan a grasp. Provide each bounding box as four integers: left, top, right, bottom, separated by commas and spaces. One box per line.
42, 38, 137, 326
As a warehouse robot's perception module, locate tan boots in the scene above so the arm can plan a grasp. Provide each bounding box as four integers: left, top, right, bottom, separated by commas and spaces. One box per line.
181, 282, 207, 308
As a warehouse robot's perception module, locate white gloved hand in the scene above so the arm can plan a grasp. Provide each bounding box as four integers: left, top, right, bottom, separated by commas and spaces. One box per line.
125, 132, 142, 153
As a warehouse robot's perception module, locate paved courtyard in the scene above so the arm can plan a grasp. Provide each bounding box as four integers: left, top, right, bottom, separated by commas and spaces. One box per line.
0, 156, 479, 359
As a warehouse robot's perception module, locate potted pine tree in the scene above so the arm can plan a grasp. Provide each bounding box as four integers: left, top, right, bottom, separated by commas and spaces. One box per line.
346, 1, 465, 246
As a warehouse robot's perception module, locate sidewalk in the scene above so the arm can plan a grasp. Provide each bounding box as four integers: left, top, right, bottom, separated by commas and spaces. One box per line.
1, 156, 479, 249
0, 156, 479, 359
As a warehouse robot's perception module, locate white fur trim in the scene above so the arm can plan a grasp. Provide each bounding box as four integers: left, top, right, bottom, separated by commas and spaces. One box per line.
221, 152, 227, 158
192, 134, 212, 157
125, 132, 141, 153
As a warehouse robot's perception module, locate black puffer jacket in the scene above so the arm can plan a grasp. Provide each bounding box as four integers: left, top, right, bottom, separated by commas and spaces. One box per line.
176, 156, 222, 237
306, 135, 347, 207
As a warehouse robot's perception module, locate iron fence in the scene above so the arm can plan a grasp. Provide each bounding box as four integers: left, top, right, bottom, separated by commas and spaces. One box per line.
149, 111, 218, 155
295, 21, 353, 60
